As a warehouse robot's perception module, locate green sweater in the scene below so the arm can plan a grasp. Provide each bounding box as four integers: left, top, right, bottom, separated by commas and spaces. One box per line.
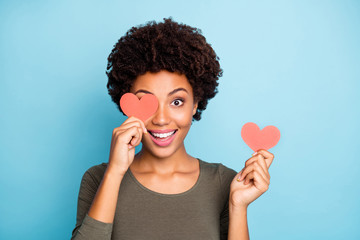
71, 159, 237, 240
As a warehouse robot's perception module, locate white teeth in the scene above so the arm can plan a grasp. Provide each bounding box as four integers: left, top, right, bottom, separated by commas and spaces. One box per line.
152, 131, 175, 138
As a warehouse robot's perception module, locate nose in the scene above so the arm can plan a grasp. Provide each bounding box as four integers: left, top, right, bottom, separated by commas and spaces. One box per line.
151, 104, 170, 126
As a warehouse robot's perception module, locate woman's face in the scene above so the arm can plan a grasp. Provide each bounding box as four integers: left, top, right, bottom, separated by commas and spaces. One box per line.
130, 70, 198, 159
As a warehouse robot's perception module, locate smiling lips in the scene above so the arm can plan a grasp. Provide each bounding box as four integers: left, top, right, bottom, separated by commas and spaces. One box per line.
147, 129, 177, 147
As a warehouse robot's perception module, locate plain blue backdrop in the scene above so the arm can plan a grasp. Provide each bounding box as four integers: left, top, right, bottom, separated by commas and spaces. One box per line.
1, 0, 359, 239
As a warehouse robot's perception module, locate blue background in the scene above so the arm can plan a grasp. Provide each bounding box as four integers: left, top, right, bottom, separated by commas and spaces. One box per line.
1, 0, 359, 239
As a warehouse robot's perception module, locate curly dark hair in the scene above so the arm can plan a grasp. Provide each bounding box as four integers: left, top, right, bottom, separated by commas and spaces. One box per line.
106, 17, 223, 121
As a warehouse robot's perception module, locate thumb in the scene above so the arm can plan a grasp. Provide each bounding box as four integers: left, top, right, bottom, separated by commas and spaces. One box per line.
236, 169, 244, 182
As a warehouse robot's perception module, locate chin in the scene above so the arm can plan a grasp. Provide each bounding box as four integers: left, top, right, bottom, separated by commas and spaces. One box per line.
141, 136, 184, 159
147, 144, 183, 159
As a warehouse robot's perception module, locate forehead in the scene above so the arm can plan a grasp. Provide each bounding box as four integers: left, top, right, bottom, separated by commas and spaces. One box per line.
131, 70, 193, 96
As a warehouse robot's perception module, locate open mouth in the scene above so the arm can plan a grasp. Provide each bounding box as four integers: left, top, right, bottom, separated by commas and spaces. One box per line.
148, 130, 177, 139
147, 129, 178, 147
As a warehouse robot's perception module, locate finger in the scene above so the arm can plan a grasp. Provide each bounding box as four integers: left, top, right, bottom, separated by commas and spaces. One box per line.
242, 154, 265, 180
256, 153, 267, 172
252, 160, 269, 185
257, 149, 274, 168
244, 154, 259, 168
119, 126, 142, 146
239, 162, 254, 181
134, 117, 147, 134
115, 120, 147, 137
244, 170, 255, 185
130, 128, 143, 146
118, 121, 143, 131
244, 151, 266, 167
120, 116, 147, 133
244, 170, 269, 192
129, 127, 143, 147
236, 169, 244, 182
239, 161, 269, 185
257, 154, 270, 180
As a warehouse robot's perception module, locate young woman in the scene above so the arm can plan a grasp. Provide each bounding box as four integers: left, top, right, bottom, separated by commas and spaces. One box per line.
71, 18, 274, 240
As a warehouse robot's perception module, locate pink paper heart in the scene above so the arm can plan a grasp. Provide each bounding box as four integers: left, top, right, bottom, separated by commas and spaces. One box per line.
120, 93, 158, 122
241, 122, 280, 152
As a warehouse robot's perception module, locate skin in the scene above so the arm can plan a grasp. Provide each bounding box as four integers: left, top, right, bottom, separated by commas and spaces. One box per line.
87, 70, 274, 240
129, 70, 200, 194
228, 149, 274, 240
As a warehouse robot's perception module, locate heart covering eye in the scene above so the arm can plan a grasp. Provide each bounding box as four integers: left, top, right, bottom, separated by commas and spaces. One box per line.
241, 122, 280, 152
119, 93, 159, 122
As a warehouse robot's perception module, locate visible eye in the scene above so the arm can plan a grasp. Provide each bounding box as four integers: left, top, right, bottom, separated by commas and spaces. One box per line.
171, 99, 184, 107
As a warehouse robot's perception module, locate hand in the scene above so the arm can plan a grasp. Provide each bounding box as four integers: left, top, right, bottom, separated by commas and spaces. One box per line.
229, 149, 274, 208
107, 116, 147, 175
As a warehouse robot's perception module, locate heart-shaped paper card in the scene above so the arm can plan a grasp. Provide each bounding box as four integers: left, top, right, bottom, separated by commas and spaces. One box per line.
120, 93, 158, 122
241, 122, 280, 152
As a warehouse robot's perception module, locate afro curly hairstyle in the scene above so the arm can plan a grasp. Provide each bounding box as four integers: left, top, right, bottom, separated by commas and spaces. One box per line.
106, 17, 223, 121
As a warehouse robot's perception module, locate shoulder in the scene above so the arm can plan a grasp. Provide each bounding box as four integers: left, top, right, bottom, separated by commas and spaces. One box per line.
199, 159, 237, 185
85, 162, 108, 176
199, 159, 237, 175
80, 162, 108, 187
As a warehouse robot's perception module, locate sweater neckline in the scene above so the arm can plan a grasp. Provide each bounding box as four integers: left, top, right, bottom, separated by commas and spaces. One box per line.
127, 158, 203, 197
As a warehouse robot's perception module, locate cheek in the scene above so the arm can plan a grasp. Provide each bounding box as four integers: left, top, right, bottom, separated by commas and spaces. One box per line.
172, 107, 193, 127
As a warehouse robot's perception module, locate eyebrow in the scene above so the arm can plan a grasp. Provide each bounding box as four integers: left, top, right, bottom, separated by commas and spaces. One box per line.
134, 88, 188, 96
134, 89, 153, 95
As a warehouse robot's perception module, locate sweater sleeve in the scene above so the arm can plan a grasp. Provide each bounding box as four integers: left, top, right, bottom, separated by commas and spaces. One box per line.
71, 164, 113, 240
218, 164, 237, 240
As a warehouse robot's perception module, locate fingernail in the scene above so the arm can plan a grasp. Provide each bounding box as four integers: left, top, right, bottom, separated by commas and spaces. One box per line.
144, 128, 147, 133
252, 152, 258, 156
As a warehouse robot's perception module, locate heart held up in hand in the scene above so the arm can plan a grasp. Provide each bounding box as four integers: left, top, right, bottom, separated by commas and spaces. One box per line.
120, 93, 158, 122
241, 122, 280, 152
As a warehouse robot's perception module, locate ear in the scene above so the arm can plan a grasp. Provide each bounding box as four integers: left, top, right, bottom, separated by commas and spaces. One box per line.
192, 101, 198, 116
